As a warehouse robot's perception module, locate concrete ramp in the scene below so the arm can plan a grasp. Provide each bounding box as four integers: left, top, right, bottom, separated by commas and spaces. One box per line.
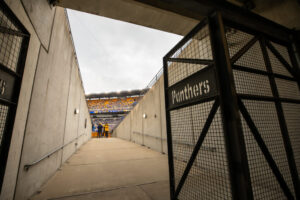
31, 138, 170, 200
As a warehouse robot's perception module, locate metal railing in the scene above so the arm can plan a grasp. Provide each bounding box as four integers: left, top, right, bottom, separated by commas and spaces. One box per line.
24, 133, 86, 171
132, 131, 166, 141
146, 67, 163, 88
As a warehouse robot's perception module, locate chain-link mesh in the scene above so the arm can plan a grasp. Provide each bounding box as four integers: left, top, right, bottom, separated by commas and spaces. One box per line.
0, 33, 23, 72
275, 78, 300, 100
267, 48, 292, 77
166, 18, 299, 200
186, 105, 231, 199
225, 23, 299, 199
226, 28, 253, 58
168, 25, 212, 87
168, 62, 207, 87
171, 105, 195, 188
170, 25, 212, 60
0, 9, 18, 31
282, 103, 300, 176
225, 28, 267, 71
170, 100, 231, 200
270, 42, 292, 67
234, 41, 266, 71
225, 28, 266, 72
233, 69, 273, 96
166, 22, 233, 199
0, 6, 24, 73
240, 100, 295, 199
226, 27, 273, 98
0, 104, 9, 146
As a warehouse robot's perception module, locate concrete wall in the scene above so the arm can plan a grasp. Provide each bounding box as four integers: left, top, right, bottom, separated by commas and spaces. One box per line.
114, 76, 167, 154
1, 1, 91, 199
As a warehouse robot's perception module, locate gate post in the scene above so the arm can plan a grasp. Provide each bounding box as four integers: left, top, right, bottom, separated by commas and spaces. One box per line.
291, 31, 300, 71
163, 57, 176, 200
208, 12, 253, 200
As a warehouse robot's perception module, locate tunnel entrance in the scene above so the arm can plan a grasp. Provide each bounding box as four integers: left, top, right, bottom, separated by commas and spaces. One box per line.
1, 1, 300, 199
164, 12, 300, 200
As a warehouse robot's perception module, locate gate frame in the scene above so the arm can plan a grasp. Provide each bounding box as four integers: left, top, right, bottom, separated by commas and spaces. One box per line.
208, 12, 253, 200
163, 10, 300, 200
0, 1, 30, 192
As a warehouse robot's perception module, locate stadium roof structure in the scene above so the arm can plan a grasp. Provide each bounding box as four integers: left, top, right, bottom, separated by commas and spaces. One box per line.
86, 88, 149, 99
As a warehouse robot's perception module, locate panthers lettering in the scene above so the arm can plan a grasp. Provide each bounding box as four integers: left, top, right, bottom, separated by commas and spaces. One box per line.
171, 80, 210, 105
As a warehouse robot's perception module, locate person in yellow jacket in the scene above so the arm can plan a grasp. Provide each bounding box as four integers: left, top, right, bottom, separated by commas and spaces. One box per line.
104, 123, 109, 138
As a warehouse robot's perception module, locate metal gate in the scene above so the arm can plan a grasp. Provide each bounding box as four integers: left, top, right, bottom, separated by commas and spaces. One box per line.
163, 12, 300, 200
0, 1, 29, 191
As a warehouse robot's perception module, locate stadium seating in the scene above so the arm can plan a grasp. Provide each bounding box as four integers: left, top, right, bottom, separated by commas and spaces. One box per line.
88, 96, 141, 136
87, 97, 140, 113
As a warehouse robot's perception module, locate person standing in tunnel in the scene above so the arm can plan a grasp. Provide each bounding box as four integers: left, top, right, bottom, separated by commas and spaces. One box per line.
104, 123, 109, 138
97, 123, 103, 138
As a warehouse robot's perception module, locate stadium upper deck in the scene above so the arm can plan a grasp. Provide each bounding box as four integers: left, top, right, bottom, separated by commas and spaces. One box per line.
87, 97, 140, 113
86, 89, 148, 133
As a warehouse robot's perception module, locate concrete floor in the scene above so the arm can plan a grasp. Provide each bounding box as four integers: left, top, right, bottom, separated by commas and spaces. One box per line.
31, 138, 170, 200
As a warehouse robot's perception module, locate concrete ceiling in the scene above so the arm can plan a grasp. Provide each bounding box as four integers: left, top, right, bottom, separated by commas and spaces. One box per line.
57, 0, 199, 36
251, 0, 300, 30
56, 0, 300, 36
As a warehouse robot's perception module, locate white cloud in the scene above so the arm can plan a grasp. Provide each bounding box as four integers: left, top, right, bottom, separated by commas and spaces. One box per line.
67, 9, 183, 94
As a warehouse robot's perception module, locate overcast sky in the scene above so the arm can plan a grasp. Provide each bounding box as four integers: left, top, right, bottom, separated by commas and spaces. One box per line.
67, 9, 182, 94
